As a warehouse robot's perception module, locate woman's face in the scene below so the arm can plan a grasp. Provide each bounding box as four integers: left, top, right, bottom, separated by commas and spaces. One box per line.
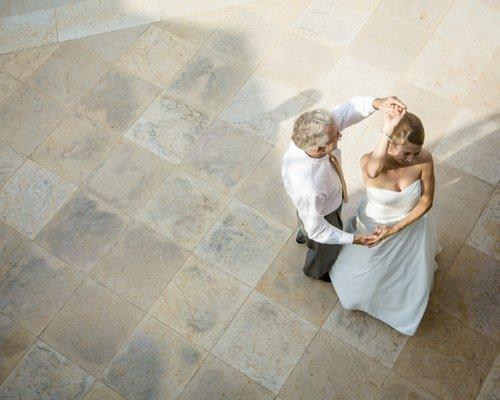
389, 141, 422, 165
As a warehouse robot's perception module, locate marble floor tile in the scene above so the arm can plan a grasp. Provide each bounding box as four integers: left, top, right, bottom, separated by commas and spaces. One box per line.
0, 43, 58, 81
0, 239, 83, 335
0, 72, 20, 106
76, 67, 160, 134
35, 190, 130, 273
0, 223, 31, 265
393, 303, 499, 400
482, 49, 500, 84
476, 353, 500, 400
346, 13, 428, 75
125, 93, 213, 164
256, 235, 338, 326
116, 24, 198, 88
0, 340, 94, 400
102, 315, 206, 400
90, 220, 190, 310
0, 1, 8, 18
323, 304, 409, 368
41, 278, 144, 376
166, 48, 251, 115
279, 330, 388, 400
139, 169, 229, 250
0, 143, 24, 187
179, 119, 270, 194
204, 8, 282, 69
213, 291, 317, 393
467, 187, 499, 261
243, 0, 310, 28
178, 354, 275, 400
195, 199, 291, 287
374, 372, 440, 400
56, 0, 160, 42
257, 32, 340, 92
220, 74, 309, 144
150, 256, 251, 350
87, 139, 172, 216
29, 43, 107, 107
0, 85, 69, 155
157, 0, 257, 20
463, 77, 500, 122
0, 159, 76, 238
434, 244, 499, 338
10, 0, 68, 16
0, 9, 57, 54
32, 112, 119, 185
0, 314, 35, 383
83, 381, 126, 400
434, 232, 464, 287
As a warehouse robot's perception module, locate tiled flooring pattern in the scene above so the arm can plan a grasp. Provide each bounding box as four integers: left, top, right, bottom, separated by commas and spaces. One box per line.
0, 0, 499, 399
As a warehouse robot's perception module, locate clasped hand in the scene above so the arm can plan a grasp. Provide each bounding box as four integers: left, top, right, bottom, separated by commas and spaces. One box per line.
353, 225, 395, 247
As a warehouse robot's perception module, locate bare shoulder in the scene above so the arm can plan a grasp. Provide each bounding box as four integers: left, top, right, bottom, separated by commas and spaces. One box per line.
419, 148, 434, 166
359, 152, 372, 169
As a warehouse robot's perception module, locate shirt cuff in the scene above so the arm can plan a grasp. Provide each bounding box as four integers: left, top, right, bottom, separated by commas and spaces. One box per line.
368, 95, 378, 112
339, 231, 354, 245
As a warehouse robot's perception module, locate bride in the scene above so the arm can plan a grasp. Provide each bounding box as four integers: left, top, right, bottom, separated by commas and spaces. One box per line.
329, 104, 439, 336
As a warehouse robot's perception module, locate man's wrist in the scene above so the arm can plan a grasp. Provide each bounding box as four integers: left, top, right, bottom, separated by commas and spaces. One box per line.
372, 97, 382, 110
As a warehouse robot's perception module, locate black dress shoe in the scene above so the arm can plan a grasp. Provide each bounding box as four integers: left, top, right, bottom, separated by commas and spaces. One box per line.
296, 231, 306, 244
320, 273, 331, 282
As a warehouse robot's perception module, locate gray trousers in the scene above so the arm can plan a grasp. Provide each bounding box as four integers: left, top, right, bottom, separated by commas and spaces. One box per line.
297, 205, 343, 280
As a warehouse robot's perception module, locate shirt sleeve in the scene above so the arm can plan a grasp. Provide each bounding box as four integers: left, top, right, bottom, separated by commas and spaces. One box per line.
296, 194, 354, 245
332, 95, 377, 131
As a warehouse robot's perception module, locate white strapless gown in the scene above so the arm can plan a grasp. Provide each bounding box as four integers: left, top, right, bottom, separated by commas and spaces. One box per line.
329, 180, 439, 335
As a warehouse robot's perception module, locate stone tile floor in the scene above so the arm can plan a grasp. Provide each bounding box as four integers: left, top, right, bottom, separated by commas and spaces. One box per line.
0, 0, 499, 399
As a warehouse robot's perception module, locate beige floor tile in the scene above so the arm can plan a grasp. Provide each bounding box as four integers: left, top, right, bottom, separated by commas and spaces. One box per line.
90, 221, 190, 310
0, 51, 15, 67
213, 291, 317, 393
256, 235, 338, 326
0, 340, 94, 400
243, 0, 310, 28
178, 355, 275, 400
0, 85, 69, 155
374, 372, 440, 400
150, 256, 251, 350
166, 47, 251, 115
102, 315, 206, 400
0, 143, 24, 187
482, 49, 500, 83
0, 223, 31, 265
82, 381, 126, 400
35, 190, 130, 273
28, 43, 107, 106
434, 231, 464, 287
346, 13, 428, 75
0, 0, 8, 18
41, 278, 144, 376
279, 330, 388, 400
476, 353, 500, 400
32, 112, 119, 185
0, 159, 76, 238
138, 169, 229, 250
0, 72, 20, 106
76, 67, 160, 134
10, 0, 58, 16
0, 9, 57, 54
157, 0, 253, 20
0, 314, 35, 383
257, 32, 340, 92
195, 199, 291, 287
179, 119, 270, 194
125, 93, 214, 164
463, 76, 500, 121
0, 43, 58, 82
116, 24, 198, 88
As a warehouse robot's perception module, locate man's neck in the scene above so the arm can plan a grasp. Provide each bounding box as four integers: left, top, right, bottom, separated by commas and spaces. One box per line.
305, 150, 328, 159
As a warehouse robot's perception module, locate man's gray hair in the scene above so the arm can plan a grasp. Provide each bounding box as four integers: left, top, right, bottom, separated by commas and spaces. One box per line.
292, 109, 336, 151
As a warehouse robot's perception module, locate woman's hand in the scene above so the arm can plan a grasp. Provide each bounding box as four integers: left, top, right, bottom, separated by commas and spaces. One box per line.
369, 225, 396, 247
383, 104, 406, 134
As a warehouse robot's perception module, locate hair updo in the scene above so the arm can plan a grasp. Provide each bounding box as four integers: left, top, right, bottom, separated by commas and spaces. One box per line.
392, 112, 425, 146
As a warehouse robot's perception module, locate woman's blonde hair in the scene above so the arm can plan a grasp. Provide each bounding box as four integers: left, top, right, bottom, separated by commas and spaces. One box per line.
392, 112, 425, 145
292, 109, 335, 151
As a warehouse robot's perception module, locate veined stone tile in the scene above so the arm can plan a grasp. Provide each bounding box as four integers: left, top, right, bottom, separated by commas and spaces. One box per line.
0, 1, 8, 18
0, 51, 15, 67
87, 139, 173, 216
279, 330, 389, 400
0, 159, 76, 238
0, 314, 35, 383
0, 340, 94, 400
243, 0, 310, 28
102, 315, 206, 400
0, 223, 31, 266
150, 256, 251, 350
0, 72, 19, 106
125, 93, 213, 165
213, 292, 317, 393
0, 85, 69, 155
0, 143, 24, 187
116, 24, 198, 88
166, 47, 251, 115
157, 0, 255, 20
463, 76, 500, 121
220, 74, 309, 144
139, 169, 229, 250
0, 9, 57, 54
76, 67, 160, 134
35, 190, 130, 273
178, 355, 275, 400
204, 8, 283, 69
32, 112, 119, 186
195, 199, 291, 287
323, 304, 409, 368
29, 43, 107, 107
179, 119, 270, 194
41, 278, 144, 376
83, 381, 126, 400
482, 50, 500, 84
90, 220, 190, 310
11, 0, 81, 16
256, 235, 338, 326
374, 372, 440, 400
56, 0, 160, 41
0, 43, 58, 82
0, 239, 83, 335
476, 353, 500, 400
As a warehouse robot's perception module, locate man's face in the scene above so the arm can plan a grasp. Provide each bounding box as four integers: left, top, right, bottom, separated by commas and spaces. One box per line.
323, 123, 342, 154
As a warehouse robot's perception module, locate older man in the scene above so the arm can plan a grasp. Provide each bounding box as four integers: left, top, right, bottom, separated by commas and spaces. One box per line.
282, 95, 405, 281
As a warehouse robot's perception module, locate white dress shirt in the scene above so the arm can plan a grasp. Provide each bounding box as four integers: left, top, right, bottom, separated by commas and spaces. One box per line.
281, 95, 377, 245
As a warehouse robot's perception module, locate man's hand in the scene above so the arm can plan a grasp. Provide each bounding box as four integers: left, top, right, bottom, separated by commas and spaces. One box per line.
373, 96, 406, 112
353, 233, 380, 246
383, 104, 406, 133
